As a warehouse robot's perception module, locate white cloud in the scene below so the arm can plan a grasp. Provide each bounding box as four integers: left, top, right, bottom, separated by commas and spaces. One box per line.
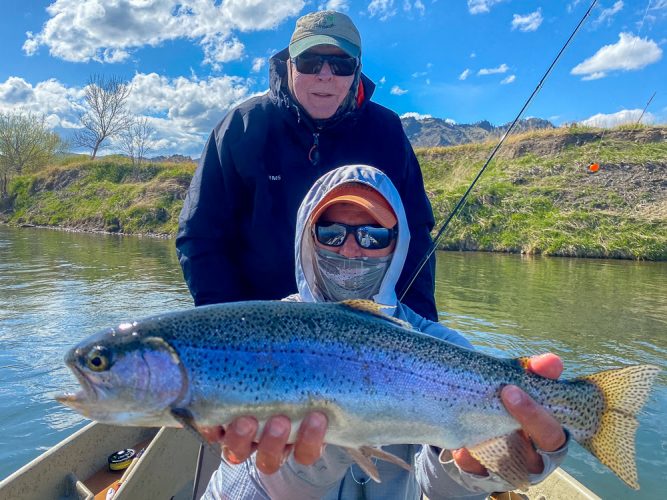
202, 36, 245, 70
459, 69, 471, 80
368, 0, 397, 20
412, 71, 427, 78
445, 118, 456, 125
320, 0, 349, 11
414, 0, 425, 15
478, 63, 509, 75
595, 1, 623, 26
571, 32, 662, 80
402, 0, 425, 14
251, 57, 267, 73
501, 74, 516, 84
0, 72, 255, 155
401, 112, 431, 120
390, 85, 408, 95
379, 76, 386, 86
127, 72, 252, 132
22, 0, 304, 65
467, 0, 503, 14
579, 109, 655, 128
0, 77, 84, 128
567, 0, 583, 13
511, 9, 543, 32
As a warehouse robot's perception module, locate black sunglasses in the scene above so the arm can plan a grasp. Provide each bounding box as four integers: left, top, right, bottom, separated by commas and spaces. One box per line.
293, 53, 359, 76
314, 222, 397, 250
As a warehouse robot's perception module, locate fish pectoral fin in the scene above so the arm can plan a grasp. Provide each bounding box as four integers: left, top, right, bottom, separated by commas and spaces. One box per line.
343, 447, 381, 482
467, 432, 533, 491
170, 407, 222, 458
342, 446, 412, 483
360, 446, 412, 472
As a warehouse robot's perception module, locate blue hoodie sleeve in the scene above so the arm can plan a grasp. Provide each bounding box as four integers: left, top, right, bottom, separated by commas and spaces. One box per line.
176, 114, 248, 306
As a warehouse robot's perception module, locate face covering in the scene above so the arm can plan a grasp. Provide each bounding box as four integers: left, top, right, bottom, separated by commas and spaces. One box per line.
314, 247, 392, 302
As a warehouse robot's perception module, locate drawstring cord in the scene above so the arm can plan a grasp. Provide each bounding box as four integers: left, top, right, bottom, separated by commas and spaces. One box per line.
309, 132, 320, 166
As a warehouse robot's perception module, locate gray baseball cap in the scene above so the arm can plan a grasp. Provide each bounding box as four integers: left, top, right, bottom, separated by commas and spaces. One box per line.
289, 11, 361, 59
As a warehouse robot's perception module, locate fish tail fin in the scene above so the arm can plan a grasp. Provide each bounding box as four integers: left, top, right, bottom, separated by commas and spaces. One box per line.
578, 364, 660, 490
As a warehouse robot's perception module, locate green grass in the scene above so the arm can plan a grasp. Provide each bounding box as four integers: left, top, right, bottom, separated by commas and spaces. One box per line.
3, 157, 195, 236
419, 126, 667, 260
1, 126, 665, 260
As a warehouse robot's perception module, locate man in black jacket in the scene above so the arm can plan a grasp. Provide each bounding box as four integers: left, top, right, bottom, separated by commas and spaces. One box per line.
176, 10, 438, 320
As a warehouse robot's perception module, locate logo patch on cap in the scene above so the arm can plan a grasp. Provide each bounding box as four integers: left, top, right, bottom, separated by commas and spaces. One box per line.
314, 13, 336, 29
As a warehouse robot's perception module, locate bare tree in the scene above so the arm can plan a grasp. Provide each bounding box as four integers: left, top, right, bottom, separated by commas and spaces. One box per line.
0, 111, 65, 197
119, 117, 154, 166
74, 74, 132, 159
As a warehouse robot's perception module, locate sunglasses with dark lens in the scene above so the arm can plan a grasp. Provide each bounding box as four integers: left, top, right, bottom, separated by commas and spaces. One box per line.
314, 222, 397, 250
293, 53, 358, 76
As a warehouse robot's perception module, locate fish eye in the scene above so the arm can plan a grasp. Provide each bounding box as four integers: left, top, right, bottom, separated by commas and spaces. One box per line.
85, 346, 111, 372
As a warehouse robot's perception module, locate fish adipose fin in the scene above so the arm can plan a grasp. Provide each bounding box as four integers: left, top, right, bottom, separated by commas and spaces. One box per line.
342, 446, 412, 483
466, 432, 534, 490
577, 364, 660, 490
339, 300, 412, 330
170, 407, 222, 458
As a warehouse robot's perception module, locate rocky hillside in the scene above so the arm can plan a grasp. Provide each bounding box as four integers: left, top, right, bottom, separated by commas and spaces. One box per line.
401, 116, 554, 147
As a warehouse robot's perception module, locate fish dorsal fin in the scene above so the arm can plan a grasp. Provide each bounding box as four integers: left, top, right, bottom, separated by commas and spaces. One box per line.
342, 445, 412, 483
339, 300, 412, 330
464, 432, 533, 491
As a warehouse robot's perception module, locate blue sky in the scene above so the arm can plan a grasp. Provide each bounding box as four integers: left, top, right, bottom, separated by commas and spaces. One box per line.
1, 0, 665, 156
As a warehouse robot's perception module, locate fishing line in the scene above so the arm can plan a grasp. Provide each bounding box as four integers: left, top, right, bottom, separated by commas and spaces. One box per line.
591, 0, 653, 167
399, 0, 599, 302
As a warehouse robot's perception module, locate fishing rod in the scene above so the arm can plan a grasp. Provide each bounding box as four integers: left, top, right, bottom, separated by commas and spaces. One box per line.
399, 0, 599, 302
636, 91, 656, 126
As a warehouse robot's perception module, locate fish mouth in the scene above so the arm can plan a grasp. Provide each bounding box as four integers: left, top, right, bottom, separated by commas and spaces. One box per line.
56, 364, 98, 409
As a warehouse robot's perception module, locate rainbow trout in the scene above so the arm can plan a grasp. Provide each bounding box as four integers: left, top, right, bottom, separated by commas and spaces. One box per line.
57, 300, 659, 489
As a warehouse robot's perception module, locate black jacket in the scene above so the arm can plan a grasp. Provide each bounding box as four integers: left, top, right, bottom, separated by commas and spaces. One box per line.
176, 48, 437, 320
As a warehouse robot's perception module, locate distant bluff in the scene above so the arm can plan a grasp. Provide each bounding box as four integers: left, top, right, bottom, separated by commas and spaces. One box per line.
401, 116, 554, 148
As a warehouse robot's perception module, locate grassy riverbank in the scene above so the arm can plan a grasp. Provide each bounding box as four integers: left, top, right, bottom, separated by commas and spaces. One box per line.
420, 126, 667, 260
1, 155, 195, 236
1, 126, 665, 259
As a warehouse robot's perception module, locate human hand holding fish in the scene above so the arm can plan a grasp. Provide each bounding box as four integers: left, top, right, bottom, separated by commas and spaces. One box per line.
199, 411, 328, 474
452, 352, 567, 476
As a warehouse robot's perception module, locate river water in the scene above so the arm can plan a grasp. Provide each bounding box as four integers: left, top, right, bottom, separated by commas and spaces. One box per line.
0, 225, 665, 498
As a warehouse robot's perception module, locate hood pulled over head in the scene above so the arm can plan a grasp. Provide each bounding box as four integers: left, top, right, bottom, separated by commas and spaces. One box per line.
294, 165, 410, 311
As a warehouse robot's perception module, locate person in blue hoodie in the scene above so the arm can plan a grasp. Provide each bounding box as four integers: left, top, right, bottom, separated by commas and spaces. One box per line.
202, 165, 569, 499
176, 10, 438, 322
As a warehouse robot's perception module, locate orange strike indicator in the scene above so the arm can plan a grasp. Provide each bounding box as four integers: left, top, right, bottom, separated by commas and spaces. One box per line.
588, 162, 600, 173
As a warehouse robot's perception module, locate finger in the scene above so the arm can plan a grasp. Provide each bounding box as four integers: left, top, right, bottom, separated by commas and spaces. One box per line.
452, 448, 488, 476
526, 353, 563, 380
222, 416, 258, 464
502, 385, 566, 452
198, 425, 225, 443
255, 415, 292, 474
516, 429, 545, 474
293, 411, 328, 465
